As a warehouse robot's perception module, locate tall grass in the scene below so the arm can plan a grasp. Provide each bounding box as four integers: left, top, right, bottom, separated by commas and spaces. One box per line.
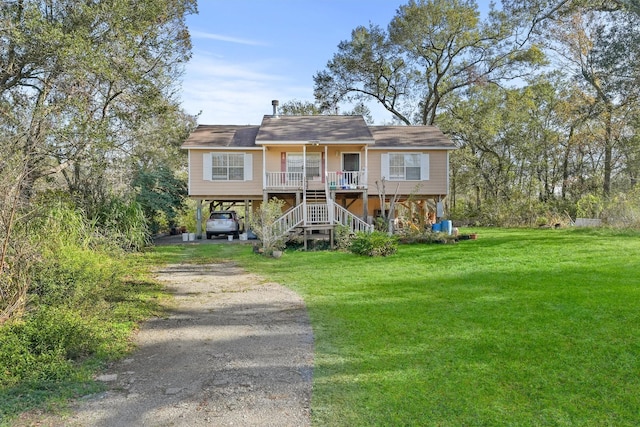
0, 199, 166, 425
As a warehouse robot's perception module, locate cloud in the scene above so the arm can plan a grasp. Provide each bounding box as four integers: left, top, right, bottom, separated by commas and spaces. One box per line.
190, 30, 269, 47
180, 55, 313, 125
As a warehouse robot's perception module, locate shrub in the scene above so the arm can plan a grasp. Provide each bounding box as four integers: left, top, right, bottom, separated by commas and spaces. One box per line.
396, 228, 458, 244
250, 198, 287, 257
334, 224, 353, 251
0, 331, 35, 387
94, 196, 150, 251
0, 307, 98, 387
349, 231, 398, 257
602, 189, 640, 228
20, 307, 98, 360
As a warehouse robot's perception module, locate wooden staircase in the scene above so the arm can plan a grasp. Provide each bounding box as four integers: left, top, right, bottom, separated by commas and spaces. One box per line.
267, 185, 373, 250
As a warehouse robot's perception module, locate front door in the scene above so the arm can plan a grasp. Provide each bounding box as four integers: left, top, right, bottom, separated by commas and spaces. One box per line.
342, 153, 360, 186
342, 153, 360, 172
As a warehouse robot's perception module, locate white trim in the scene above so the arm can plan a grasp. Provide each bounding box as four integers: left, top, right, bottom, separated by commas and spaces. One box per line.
188, 150, 192, 195
341, 152, 361, 172
446, 151, 450, 194
262, 146, 267, 189
255, 140, 375, 145
381, 153, 389, 180
368, 146, 455, 151
244, 153, 253, 181
385, 152, 427, 181
203, 153, 212, 181
183, 146, 263, 150
204, 152, 253, 182
364, 145, 369, 186
421, 153, 430, 180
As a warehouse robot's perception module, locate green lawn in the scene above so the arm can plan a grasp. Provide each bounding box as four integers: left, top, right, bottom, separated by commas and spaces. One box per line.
161, 228, 640, 425
6, 228, 634, 425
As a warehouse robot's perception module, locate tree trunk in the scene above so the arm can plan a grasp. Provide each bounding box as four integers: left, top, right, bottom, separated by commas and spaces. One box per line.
603, 104, 613, 197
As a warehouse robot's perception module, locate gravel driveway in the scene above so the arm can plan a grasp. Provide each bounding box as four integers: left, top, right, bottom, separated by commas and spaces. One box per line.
23, 262, 313, 426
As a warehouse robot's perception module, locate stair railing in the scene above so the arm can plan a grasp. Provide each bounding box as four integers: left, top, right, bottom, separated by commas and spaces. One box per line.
333, 203, 374, 233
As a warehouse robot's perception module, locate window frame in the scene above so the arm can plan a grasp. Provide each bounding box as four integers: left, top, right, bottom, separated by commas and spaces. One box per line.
203, 152, 253, 181
385, 152, 427, 181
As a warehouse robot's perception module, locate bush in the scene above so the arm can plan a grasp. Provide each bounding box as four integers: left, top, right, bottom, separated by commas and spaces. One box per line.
396, 229, 458, 244
602, 189, 640, 228
349, 231, 398, 257
94, 196, 150, 251
334, 224, 354, 251
0, 307, 97, 388
250, 198, 287, 257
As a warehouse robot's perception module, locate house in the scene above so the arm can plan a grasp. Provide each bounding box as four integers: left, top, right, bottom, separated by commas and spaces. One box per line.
181, 101, 456, 244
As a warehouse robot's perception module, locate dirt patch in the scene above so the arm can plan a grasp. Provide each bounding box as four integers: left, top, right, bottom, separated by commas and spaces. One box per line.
21, 263, 313, 426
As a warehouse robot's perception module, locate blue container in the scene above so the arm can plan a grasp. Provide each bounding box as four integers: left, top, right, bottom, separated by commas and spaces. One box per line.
431, 222, 441, 232
442, 220, 453, 235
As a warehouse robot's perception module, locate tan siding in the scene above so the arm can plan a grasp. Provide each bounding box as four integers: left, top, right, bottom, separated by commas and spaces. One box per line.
366, 150, 448, 196
188, 149, 263, 198
188, 146, 450, 199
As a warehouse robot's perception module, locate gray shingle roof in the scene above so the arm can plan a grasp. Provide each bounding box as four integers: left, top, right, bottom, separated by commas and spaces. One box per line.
256, 115, 374, 143
181, 125, 260, 148
369, 126, 456, 148
181, 117, 456, 149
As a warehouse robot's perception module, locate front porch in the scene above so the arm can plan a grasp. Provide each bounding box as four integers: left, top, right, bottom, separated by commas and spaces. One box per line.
264, 170, 367, 192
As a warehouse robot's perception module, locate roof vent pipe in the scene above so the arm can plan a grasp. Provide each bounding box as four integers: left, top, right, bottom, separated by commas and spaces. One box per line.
272, 100, 279, 118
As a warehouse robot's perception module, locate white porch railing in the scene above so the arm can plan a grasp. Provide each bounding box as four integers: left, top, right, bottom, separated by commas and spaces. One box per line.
272, 204, 304, 236
327, 171, 366, 190
333, 202, 374, 233
265, 201, 373, 246
265, 171, 366, 190
265, 172, 304, 189
306, 203, 329, 224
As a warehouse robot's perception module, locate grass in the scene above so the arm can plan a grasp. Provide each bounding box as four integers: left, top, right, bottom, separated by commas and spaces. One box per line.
159, 227, 640, 426
0, 250, 169, 426
5, 227, 638, 425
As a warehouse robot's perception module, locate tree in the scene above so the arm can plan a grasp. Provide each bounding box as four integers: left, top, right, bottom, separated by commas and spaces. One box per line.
133, 165, 188, 235
279, 99, 323, 116
0, 0, 197, 206
0, 0, 197, 319
314, 0, 544, 125
279, 99, 374, 123
542, 7, 640, 196
249, 198, 287, 257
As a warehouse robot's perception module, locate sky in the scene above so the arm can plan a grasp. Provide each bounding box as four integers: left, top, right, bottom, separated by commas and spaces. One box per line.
181, 1, 492, 126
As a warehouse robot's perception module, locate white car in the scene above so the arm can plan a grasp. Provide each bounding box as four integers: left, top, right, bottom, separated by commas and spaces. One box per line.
206, 211, 240, 239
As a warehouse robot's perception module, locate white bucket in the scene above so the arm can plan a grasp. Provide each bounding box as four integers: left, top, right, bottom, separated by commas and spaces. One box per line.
228, 235, 233, 241
182, 233, 188, 242
189, 233, 196, 241
239, 233, 248, 241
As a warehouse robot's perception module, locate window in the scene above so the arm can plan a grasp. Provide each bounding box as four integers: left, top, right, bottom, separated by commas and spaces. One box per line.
287, 153, 321, 179
382, 153, 429, 181
203, 153, 253, 181
212, 153, 243, 180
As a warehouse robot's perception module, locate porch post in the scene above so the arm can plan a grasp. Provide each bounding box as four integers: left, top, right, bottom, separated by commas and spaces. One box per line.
244, 199, 250, 233
364, 145, 369, 189
196, 199, 203, 238
363, 191, 369, 223
326, 145, 334, 225
302, 145, 307, 226
262, 146, 267, 190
